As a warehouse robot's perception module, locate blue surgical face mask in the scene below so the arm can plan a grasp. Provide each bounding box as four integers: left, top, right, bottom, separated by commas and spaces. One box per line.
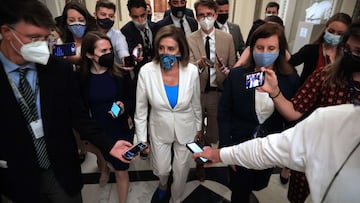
159, 54, 180, 70
323, 31, 341, 46
253, 50, 279, 67
67, 22, 86, 38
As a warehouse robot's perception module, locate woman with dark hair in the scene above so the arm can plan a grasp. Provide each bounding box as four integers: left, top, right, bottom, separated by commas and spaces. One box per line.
290, 12, 352, 85
260, 21, 360, 203
79, 31, 135, 203
218, 22, 299, 203
134, 25, 202, 203
57, 2, 96, 65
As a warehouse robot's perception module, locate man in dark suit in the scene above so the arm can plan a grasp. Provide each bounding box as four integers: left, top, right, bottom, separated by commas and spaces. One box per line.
155, 0, 198, 36
163, 7, 195, 18
121, 0, 156, 81
214, 0, 245, 58
0, 1, 132, 202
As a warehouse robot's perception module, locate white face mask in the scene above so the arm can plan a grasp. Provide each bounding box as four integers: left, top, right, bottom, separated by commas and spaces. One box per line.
199, 16, 215, 32
10, 29, 50, 65
133, 20, 147, 30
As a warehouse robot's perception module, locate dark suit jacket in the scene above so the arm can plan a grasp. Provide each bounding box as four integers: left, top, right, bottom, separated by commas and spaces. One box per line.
121, 21, 156, 75
215, 21, 245, 56
218, 67, 299, 147
289, 44, 321, 85
163, 8, 195, 18
154, 15, 198, 35
0, 56, 115, 202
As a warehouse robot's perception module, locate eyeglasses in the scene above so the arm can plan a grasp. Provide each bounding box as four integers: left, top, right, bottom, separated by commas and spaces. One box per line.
9, 26, 49, 43
196, 13, 215, 18
343, 46, 360, 61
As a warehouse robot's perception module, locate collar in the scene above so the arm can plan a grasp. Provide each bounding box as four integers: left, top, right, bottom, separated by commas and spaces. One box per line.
201, 28, 215, 40
170, 13, 185, 23
0, 50, 36, 74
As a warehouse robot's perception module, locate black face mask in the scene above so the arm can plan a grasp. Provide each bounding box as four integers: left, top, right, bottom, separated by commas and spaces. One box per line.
98, 52, 114, 68
147, 14, 152, 21
97, 18, 114, 30
217, 13, 228, 24
342, 51, 360, 77
171, 6, 186, 18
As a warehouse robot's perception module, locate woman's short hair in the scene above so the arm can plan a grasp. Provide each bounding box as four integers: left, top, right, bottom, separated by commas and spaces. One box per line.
247, 22, 294, 75
153, 25, 190, 67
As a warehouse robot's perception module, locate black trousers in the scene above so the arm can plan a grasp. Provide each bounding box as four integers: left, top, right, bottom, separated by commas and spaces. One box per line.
229, 165, 272, 203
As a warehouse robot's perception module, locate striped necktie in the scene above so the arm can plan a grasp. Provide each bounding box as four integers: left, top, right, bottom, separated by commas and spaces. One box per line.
18, 68, 50, 169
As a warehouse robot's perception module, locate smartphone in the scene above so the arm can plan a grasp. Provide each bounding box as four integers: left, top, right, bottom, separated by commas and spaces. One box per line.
132, 47, 141, 58
122, 142, 148, 160
245, 71, 265, 89
52, 43, 76, 57
215, 53, 224, 67
124, 56, 135, 67
186, 142, 209, 164
110, 102, 121, 118
204, 58, 214, 67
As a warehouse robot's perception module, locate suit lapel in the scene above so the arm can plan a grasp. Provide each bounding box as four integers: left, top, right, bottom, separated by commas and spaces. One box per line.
153, 65, 172, 109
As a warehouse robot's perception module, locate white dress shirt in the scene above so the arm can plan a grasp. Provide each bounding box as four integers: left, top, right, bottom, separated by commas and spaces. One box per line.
220, 104, 360, 203
106, 29, 130, 64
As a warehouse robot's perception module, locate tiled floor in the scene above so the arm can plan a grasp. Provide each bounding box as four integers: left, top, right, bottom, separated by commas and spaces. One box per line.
81, 152, 289, 203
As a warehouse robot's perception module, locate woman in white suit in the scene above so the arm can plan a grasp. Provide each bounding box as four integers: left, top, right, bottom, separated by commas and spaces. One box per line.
134, 25, 202, 203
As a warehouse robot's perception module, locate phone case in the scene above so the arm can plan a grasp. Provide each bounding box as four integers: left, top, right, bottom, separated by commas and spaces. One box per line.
186, 142, 209, 164
122, 142, 148, 160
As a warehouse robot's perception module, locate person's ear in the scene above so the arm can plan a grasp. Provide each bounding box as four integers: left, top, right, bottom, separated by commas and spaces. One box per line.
1, 25, 12, 40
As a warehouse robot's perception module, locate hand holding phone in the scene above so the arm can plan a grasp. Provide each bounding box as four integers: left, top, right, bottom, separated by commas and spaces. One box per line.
245, 71, 265, 89
110, 102, 121, 118
186, 142, 210, 164
124, 56, 135, 67
122, 142, 148, 161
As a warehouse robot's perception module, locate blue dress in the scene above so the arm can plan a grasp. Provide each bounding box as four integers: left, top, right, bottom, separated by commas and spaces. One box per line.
87, 70, 133, 170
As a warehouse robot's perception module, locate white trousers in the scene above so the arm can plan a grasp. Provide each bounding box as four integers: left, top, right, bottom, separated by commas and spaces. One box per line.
150, 138, 191, 203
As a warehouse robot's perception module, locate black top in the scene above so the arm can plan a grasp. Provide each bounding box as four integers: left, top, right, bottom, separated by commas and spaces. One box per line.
289, 44, 321, 85
218, 67, 299, 147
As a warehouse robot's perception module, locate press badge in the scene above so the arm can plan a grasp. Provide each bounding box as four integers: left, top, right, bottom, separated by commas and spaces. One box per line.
30, 119, 44, 139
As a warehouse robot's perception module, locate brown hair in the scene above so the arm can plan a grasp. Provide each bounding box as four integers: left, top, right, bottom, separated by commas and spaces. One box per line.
153, 25, 190, 67
325, 21, 360, 86
194, 0, 218, 16
246, 22, 294, 75
96, 0, 116, 12
79, 31, 121, 83
313, 13, 352, 44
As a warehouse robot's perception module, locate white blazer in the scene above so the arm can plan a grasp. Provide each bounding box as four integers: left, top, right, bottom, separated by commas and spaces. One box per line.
135, 61, 202, 144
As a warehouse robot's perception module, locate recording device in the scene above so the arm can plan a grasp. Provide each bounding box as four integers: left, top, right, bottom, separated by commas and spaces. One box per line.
204, 58, 214, 67
52, 43, 76, 57
245, 71, 265, 89
122, 142, 148, 160
124, 56, 135, 67
110, 102, 121, 118
186, 142, 210, 164
132, 47, 141, 58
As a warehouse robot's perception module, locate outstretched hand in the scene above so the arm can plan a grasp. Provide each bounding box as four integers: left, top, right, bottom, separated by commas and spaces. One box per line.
110, 140, 133, 163
193, 146, 221, 167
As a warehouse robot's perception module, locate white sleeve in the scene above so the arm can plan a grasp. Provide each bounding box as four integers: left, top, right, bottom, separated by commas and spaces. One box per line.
134, 69, 149, 143
190, 65, 202, 131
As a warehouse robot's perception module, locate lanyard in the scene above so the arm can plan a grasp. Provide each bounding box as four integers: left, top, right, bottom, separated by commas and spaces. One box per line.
6, 70, 39, 111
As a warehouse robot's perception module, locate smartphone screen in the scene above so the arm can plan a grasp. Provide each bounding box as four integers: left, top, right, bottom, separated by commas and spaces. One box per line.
124, 56, 135, 67
245, 71, 265, 89
111, 102, 121, 118
52, 43, 76, 57
122, 142, 148, 160
186, 142, 209, 163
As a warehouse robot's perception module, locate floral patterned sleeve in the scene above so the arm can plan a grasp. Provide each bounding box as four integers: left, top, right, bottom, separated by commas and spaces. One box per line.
290, 67, 326, 114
